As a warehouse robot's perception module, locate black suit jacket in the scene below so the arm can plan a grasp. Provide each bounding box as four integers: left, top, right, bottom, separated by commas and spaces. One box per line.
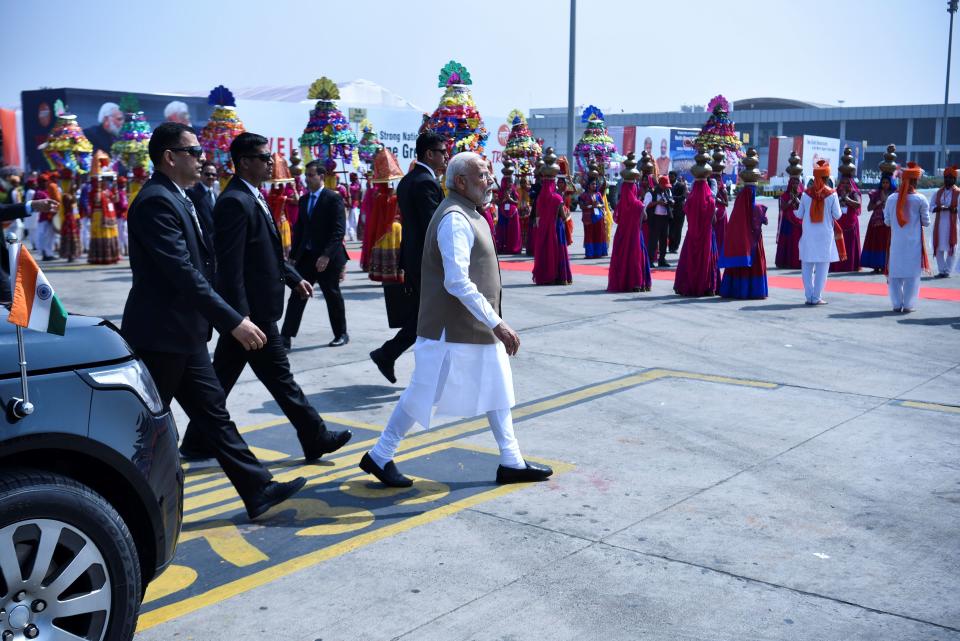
186, 183, 216, 235
214, 178, 302, 324
0, 202, 30, 222
121, 172, 242, 354
289, 188, 347, 269
0, 203, 32, 301
396, 164, 443, 282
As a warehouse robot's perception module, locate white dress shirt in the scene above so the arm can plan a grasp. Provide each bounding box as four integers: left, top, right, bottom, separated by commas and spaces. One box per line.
797, 191, 842, 263
884, 192, 930, 278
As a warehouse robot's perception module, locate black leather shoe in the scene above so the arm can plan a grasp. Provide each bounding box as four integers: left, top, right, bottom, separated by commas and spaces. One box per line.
245, 477, 307, 520
281, 336, 292, 351
329, 333, 349, 347
495, 461, 553, 484
359, 452, 413, 487
179, 445, 216, 461
303, 429, 352, 461
369, 349, 397, 384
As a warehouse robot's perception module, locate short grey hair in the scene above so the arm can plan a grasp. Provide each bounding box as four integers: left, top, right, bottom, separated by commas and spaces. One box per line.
444, 151, 483, 189
164, 100, 189, 119
98, 102, 120, 122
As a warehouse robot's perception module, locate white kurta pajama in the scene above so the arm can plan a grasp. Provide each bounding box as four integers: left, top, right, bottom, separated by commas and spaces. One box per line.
797, 191, 842, 303
930, 187, 959, 275
369, 210, 524, 469
884, 191, 930, 310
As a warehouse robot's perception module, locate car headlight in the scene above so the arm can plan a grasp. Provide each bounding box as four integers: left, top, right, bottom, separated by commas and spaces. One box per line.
84, 359, 164, 414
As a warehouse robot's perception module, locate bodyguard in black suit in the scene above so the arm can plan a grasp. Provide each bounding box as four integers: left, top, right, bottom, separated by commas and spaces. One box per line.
186, 161, 219, 234
180, 133, 351, 461
120, 122, 305, 520
280, 160, 349, 348
369, 132, 447, 383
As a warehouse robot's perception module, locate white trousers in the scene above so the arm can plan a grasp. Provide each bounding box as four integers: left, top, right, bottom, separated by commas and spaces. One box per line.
81, 218, 91, 252
118, 219, 128, 254
801, 261, 829, 302
369, 404, 525, 470
37, 221, 56, 257
346, 206, 359, 241
888, 277, 920, 311
934, 248, 956, 275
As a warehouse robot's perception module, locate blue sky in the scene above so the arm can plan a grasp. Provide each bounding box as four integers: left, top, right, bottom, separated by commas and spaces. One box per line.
3, 0, 956, 119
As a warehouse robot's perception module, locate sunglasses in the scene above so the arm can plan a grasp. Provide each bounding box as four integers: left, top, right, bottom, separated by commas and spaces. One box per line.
243, 153, 274, 163
167, 145, 204, 159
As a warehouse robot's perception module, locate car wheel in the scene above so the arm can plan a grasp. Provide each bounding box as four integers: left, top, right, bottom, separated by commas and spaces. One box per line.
0, 469, 141, 641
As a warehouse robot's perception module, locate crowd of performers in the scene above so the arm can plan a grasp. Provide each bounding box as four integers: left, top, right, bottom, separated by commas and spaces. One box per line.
9, 135, 953, 317
348, 140, 954, 315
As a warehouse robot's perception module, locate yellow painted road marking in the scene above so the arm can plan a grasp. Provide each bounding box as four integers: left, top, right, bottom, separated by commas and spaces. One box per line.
248, 446, 289, 462
180, 369, 777, 517
137, 454, 573, 633
899, 400, 960, 415
176, 521, 268, 569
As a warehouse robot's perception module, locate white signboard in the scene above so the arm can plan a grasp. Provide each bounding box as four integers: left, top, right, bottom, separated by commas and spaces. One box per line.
801, 135, 841, 182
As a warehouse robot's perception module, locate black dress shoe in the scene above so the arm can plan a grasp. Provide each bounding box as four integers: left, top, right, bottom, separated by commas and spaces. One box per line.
496, 461, 554, 484
179, 445, 216, 461
329, 333, 349, 347
303, 429, 352, 461
658, 260, 670, 268
281, 336, 292, 351
359, 452, 413, 487
369, 349, 397, 384
245, 477, 307, 520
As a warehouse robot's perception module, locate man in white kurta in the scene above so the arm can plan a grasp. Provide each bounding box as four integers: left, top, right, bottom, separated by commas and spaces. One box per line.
930, 166, 959, 277
797, 161, 842, 304
360, 152, 553, 487
883, 163, 930, 312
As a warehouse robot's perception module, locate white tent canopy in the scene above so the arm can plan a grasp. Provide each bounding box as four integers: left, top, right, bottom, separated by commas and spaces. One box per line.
190, 79, 421, 111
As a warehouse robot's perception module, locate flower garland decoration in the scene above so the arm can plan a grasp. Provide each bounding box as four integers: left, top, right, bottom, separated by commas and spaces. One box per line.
299, 76, 358, 172
111, 98, 152, 172
502, 109, 542, 174
357, 119, 382, 164
422, 60, 488, 154
199, 85, 246, 174
40, 100, 93, 174
693, 94, 743, 161
573, 105, 617, 175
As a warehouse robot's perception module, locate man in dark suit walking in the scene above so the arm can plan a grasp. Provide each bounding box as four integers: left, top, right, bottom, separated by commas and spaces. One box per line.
121, 122, 305, 520
179, 133, 352, 461
187, 161, 219, 232
369, 132, 447, 383
281, 161, 349, 348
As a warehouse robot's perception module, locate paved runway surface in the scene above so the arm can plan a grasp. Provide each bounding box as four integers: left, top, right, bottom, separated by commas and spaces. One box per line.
44, 197, 960, 641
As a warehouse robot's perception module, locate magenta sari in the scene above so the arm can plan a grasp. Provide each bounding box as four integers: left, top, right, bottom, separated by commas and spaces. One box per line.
673, 180, 719, 296
532, 178, 572, 285
608, 182, 651, 292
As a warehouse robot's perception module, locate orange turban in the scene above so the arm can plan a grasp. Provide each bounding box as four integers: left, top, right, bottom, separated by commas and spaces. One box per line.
895, 161, 923, 227
805, 160, 835, 223
944, 165, 958, 179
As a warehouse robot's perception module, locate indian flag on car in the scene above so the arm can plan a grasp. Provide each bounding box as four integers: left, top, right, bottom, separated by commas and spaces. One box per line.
7, 246, 67, 336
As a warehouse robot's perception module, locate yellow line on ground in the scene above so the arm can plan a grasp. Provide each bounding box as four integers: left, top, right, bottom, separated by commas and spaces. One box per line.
137, 454, 572, 632
899, 400, 960, 415
180, 368, 775, 515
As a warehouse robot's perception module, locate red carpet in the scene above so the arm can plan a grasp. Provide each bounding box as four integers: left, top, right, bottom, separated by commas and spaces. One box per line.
347, 251, 960, 302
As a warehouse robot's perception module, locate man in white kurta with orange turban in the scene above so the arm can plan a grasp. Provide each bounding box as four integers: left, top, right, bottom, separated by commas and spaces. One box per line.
930, 165, 959, 278
797, 160, 842, 305
883, 162, 930, 312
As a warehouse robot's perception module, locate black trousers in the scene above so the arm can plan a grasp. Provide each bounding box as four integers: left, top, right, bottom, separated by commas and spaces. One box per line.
281, 253, 346, 339
647, 215, 670, 263
138, 349, 271, 500
668, 209, 686, 252
378, 278, 420, 363
181, 321, 325, 454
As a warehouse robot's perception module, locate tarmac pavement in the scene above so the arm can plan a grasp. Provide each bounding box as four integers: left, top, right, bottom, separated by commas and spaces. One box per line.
43, 196, 960, 641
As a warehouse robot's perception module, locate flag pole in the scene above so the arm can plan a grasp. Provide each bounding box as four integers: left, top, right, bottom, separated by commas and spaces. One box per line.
5, 231, 33, 419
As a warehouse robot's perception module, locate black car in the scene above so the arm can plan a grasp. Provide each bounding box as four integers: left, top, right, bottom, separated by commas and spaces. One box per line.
0, 313, 183, 641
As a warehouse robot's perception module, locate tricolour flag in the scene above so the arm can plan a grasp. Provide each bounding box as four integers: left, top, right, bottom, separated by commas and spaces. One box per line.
7, 246, 67, 336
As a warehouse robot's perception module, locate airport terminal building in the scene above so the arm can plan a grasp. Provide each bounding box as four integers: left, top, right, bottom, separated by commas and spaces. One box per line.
528, 98, 960, 176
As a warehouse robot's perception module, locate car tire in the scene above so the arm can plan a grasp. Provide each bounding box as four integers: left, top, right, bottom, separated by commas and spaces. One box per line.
0, 468, 142, 641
